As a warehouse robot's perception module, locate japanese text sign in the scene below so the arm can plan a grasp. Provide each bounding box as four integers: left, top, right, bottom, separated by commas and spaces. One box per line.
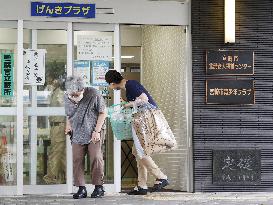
77, 35, 112, 61
31, 2, 96, 18
206, 79, 255, 104
213, 150, 261, 185
206, 50, 254, 75
23, 49, 46, 85
1, 53, 14, 97
92, 61, 109, 86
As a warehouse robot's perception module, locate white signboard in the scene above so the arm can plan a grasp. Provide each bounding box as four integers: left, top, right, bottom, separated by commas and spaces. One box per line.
77, 35, 112, 61
23, 49, 46, 85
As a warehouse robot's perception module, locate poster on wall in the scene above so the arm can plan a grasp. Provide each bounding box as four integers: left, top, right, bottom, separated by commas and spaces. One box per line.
77, 35, 112, 61
1, 53, 14, 97
23, 49, 46, 85
92, 61, 109, 86
74, 60, 91, 87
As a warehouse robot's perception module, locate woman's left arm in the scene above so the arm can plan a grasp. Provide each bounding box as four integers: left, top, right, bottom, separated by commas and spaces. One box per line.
91, 109, 107, 144
92, 93, 107, 143
94, 108, 107, 133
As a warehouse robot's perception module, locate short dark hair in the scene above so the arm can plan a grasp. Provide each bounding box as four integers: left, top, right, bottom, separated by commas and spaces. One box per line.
105, 70, 124, 84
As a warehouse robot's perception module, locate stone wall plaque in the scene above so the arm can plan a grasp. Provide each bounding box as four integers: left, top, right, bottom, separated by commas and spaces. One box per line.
213, 149, 261, 185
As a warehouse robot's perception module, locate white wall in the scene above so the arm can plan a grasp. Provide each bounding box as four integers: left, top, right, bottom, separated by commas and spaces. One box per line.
0, 0, 189, 25
0, 26, 142, 47
142, 25, 188, 191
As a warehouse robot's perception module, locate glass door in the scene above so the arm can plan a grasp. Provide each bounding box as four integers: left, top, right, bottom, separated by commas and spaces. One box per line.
0, 23, 19, 195
22, 22, 68, 194
72, 23, 121, 193
21, 22, 121, 194
0, 21, 121, 195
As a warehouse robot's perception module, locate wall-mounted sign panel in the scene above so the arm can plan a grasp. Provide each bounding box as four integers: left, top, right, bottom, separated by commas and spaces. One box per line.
206, 79, 255, 104
206, 50, 254, 75
213, 149, 261, 185
31, 2, 96, 18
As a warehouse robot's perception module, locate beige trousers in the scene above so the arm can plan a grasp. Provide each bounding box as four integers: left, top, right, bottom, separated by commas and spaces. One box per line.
132, 146, 167, 188
72, 141, 104, 186
43, 123, 66, 184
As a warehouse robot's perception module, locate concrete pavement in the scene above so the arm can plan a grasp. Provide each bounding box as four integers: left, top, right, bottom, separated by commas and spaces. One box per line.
0, 192, 272, 205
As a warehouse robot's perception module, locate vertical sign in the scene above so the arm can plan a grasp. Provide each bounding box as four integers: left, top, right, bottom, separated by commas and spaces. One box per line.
77, 35, 112, 61
1, 53, 14, 97
23, 49, 46, 85
92, 61, 109, 86
74, 60, 91, 87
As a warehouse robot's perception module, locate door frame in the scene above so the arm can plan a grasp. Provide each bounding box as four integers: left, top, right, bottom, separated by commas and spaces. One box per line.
0, 20, 121, 195
0, 20, 23, 195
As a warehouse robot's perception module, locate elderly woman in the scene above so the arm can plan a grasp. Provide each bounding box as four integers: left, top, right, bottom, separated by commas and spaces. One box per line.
64, 76, 107, 199
105, 70, 176, 195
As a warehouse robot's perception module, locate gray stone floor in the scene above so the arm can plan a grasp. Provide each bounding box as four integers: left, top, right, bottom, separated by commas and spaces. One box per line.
0, 192, 273, 205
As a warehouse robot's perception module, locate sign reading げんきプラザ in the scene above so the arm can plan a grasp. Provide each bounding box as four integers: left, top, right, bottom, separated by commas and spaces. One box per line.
31, 2, 96, 18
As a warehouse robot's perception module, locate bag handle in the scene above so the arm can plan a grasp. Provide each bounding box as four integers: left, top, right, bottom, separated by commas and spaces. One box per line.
109, 102, 128, 108
108, 102, 138, 115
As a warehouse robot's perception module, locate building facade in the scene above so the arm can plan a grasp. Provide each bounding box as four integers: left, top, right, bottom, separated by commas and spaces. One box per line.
0, 0, 192, 195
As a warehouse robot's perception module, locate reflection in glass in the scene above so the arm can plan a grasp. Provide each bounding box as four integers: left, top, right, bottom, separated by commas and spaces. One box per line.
38, 38, 67, 184
0, 28, 19, 107
38, 39, 67, 107
0, 116, 16, 186
23, 116, 66, 185
42, 116, 66, 184
23, 30, 67, 185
